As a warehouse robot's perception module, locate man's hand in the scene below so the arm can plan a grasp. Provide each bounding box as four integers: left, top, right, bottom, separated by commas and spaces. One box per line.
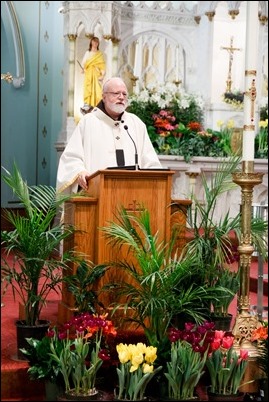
77, 171, 90, 190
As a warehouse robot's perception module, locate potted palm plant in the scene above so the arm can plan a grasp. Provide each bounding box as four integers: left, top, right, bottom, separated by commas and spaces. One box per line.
99, 206, 222, 399
1, 163, 77, 359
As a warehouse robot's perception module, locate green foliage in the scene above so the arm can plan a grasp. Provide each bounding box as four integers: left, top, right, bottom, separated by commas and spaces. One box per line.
63, 259, 107, 314
177, 156, 268, 316
164, 339, 208, 400
100, 206, 221, 356
210, 268, 240, 316
1, 162, 77, 325
20, 333, 64, 383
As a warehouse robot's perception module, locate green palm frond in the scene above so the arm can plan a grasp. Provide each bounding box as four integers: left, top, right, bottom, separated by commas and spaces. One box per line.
1, 163, 77, 325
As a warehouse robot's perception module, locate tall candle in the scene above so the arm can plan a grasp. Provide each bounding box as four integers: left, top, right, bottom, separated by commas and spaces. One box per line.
175, 45, 179, 81
242, 2, 259, 161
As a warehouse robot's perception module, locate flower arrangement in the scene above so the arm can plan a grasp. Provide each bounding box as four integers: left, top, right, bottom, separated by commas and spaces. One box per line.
115, 342, 162, 401
49, 312, 117, 398
164, 321, 215, 400
127, 82, 210, 161
206, 330, 249, 395
251, 321, 268, 378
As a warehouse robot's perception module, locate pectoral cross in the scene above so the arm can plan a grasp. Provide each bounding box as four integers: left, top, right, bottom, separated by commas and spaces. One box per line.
221, 36, 241, 93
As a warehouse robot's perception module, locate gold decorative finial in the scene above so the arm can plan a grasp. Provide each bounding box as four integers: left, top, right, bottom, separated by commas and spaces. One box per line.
228, 9, 239, 19
1, 72, 13, 83
205, 11, 215, 22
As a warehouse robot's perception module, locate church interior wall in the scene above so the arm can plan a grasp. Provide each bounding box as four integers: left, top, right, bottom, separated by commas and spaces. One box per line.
1, 1, 268, 214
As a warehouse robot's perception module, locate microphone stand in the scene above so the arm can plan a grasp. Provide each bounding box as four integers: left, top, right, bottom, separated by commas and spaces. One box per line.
123, 124, 139, 170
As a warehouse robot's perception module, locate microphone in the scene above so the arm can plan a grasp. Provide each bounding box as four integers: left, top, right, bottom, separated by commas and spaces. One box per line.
122, 122, 139, 170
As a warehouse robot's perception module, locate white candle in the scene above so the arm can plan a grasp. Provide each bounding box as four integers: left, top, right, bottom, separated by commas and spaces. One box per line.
242, 2, 259, 161
175, 45, 179, 81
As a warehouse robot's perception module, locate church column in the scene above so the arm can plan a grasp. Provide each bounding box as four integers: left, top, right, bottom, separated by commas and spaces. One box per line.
67, 34, 77, 117
112, 37, 120, 76
103, 35, 119, 78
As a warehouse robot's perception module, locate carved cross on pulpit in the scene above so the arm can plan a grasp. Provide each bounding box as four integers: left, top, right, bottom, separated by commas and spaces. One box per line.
126, 200, 144, 213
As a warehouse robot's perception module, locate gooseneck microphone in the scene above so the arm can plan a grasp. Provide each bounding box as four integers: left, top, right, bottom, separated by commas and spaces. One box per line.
121, 122, 139, 170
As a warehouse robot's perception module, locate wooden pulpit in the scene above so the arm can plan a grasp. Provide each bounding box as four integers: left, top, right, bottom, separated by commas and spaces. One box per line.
58, 169, 190, 324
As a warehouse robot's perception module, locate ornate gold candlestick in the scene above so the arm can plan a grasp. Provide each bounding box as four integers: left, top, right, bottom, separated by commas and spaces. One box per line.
232, 161, 264, 356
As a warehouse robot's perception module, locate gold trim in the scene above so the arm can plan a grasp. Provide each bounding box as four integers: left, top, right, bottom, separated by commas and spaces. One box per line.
228, 9, 239, 19
1, 72, 13, 83
242, 161, 254, 173
245, 70, 257, 76
244, 79, 257, 120
243, 125, 255, 131
67, 34, 77, 41
259, 15, 268, 25
194, 16, 201, 24
205, 11, 215, 21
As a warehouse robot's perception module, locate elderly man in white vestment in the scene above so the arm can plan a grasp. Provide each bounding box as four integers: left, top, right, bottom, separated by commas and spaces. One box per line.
56, 77, 162, 194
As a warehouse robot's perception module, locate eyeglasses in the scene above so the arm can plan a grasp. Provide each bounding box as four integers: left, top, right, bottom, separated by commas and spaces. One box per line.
104, 91, 128, 98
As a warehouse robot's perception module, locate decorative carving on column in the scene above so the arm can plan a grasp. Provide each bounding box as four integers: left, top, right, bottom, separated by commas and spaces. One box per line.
205, 11, 215, 22
194, 15, 201, 25
228, 10, 240, 20
259, 14, 268, 25
103, 35, 120, 44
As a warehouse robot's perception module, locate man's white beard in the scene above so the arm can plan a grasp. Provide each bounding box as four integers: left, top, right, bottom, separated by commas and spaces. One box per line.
109, 103, 126, 115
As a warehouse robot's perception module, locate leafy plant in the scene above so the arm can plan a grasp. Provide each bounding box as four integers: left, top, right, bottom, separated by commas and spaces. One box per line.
63, 259, 107, 314
20, 329, 65, 384
210, 267, 240, 317
164, 321, 214, 400
1, 163, 77, 326
100, 206, 221, 356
